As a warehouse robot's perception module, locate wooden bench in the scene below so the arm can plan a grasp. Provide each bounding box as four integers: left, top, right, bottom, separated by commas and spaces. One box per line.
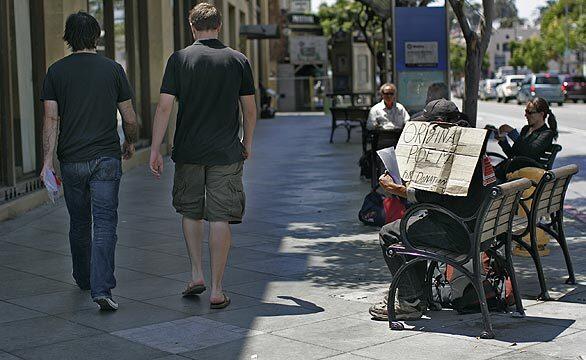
329, 106, 370, 145
509, 164, 579, 300
384, 178, 532, 339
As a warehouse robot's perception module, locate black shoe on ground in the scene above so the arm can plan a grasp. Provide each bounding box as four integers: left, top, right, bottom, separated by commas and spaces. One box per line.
94, 297, 119, 311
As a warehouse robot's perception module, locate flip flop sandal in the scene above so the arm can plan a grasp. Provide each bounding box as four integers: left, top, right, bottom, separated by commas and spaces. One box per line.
210, 294, 231, 309
182, 284, 206, 296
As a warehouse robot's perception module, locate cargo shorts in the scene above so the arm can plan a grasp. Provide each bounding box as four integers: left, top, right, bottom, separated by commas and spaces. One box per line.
172, 161, 245, 224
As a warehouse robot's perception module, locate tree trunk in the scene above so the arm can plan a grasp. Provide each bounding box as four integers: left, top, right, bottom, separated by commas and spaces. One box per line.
463, 42, 483, 127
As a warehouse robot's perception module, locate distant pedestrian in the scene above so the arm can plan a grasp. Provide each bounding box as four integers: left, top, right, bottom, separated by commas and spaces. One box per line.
40, 12, 139, 311
366, 83, 410, 131
149, 2, 257, 309
410, 82, 451, 121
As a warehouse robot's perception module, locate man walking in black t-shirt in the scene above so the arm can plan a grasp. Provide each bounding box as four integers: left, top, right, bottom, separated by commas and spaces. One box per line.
150, 3, 257, 309
40, 12, 139, 311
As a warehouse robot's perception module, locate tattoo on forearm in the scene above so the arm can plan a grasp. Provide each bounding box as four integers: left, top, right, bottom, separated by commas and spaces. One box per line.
43, 116, 59, 162
122, 120, 139, 143
118, 100, 139, 143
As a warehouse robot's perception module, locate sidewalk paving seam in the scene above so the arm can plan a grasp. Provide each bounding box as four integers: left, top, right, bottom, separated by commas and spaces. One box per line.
487, 349, 565, 360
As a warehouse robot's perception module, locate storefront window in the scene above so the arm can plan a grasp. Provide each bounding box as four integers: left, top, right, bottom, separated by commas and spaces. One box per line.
88, 0, 106, 56
114, 0, 126, 70
13, 0, 36, 177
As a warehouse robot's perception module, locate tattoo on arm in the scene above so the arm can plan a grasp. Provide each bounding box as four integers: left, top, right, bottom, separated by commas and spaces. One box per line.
118, 99, 139, 143
42, 101, 59, 163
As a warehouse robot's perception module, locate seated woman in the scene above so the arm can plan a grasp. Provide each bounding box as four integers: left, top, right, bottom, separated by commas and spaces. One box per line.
494, 97, 558, 181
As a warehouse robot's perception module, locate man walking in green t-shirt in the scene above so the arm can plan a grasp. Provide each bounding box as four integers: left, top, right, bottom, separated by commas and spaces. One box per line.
149, 2, 257, 309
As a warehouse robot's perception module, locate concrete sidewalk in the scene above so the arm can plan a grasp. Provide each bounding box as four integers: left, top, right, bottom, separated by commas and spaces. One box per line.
0, 114, 584, 360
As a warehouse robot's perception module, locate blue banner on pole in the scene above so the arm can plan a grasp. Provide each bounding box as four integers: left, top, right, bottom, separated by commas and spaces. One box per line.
394, 6, 449, 112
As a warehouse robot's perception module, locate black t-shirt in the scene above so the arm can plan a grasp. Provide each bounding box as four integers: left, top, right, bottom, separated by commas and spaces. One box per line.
40, 53, 133, 163
160, 39, 255, 165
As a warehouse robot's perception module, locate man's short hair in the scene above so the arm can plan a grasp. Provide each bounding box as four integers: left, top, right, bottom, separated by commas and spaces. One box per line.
189, 3, 222, 31
426, 82, 450, 103
379, 83, 396, 93
63, 12, 101, 52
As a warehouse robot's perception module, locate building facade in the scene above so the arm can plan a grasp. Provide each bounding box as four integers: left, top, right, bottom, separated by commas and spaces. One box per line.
485, 26, 539, 76
0, 0, 270, 218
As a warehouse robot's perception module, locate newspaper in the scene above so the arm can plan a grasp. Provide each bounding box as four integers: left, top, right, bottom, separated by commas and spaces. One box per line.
376, 147, 401, 184
395, 121, 487, 196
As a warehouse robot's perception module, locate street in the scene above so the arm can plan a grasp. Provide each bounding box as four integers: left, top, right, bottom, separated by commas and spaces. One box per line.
455, 99, 586, 158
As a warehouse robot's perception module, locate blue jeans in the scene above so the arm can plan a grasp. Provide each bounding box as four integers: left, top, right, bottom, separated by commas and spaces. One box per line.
60, 157, 121, 300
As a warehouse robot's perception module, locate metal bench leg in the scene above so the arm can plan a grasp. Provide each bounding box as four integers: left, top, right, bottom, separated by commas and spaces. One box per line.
387, 268, 405, 331
386, 257, 428, 331
505, 237, 525, 317
426, 261, 442, 310
346, 124, 352, 142
554, 211, 576, 285
472, 256, 495, 339
529, 225, 551, 301
330, 122, 336, 143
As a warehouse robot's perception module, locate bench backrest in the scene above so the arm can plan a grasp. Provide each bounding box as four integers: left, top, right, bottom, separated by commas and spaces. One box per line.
541, 144, 562, 170
330, 107, 369, 122
477, 178, 532, 246
531, 164, 578, 219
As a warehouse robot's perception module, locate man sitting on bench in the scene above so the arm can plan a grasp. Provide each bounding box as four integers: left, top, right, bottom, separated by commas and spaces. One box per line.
368, 99, 494, 321
367, 83, 410, 148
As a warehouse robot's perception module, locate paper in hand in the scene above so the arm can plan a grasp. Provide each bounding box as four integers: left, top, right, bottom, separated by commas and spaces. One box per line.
43, 168, 61, 203
376, 147, 401, 184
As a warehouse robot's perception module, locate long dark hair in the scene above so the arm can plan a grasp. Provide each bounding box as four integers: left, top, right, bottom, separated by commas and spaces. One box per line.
529, 97, 558, 140
63, 12, 100, 52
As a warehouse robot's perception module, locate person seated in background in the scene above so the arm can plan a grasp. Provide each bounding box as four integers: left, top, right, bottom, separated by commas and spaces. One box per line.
369, 99, 493, 321
366, 83, 410, 131
410, 82, 451, 121
494, 97, 558, 181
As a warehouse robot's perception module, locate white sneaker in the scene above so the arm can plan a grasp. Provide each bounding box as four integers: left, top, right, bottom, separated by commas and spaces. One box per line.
95, 297, 119, 311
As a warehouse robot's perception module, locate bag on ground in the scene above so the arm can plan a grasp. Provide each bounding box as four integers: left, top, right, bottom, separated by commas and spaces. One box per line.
431, 248, 515, 314
358, 190, 406, 227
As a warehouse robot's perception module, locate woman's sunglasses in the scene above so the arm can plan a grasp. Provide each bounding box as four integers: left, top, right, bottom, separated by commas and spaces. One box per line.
382, 91, 395, 96
525, 110, 539, 115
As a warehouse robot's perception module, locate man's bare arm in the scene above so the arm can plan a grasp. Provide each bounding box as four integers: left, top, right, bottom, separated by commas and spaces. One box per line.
149, 93, 175, 178
240, 94, 257, 159
118, 99, 139, 144
42, 101, 59, 166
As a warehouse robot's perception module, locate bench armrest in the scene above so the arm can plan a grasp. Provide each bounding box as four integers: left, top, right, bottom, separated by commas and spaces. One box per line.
399, 203, 473, 252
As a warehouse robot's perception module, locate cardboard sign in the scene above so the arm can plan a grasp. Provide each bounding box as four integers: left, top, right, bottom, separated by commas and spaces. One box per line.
395, 121, 487, 196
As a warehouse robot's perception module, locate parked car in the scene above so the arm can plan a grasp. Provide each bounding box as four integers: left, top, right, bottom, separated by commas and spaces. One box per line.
479, 79, 503, 100
452, 77, 465, 98
560, 74, 586, 103
496, 75, 525, 103
516, 73, 565, 106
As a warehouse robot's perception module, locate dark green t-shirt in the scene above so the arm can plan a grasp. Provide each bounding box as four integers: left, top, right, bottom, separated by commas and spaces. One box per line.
40, 52, 133, 163
160, 39, 256, 165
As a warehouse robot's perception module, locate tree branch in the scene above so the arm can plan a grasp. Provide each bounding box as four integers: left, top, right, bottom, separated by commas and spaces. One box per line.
449, 0, 473, 41
479, 0, 494, 54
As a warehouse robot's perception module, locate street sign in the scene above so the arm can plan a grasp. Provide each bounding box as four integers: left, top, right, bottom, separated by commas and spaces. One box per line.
405, 42, 439, 67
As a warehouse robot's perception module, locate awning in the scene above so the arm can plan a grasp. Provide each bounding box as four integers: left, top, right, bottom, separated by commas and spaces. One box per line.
240, 24, 280, 39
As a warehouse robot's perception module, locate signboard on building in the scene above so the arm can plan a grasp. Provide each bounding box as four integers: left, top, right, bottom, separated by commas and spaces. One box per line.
290, 0, 311, 13
287, 14, 319, 25
289, 36, 328, 65
405, 42, 438, 67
